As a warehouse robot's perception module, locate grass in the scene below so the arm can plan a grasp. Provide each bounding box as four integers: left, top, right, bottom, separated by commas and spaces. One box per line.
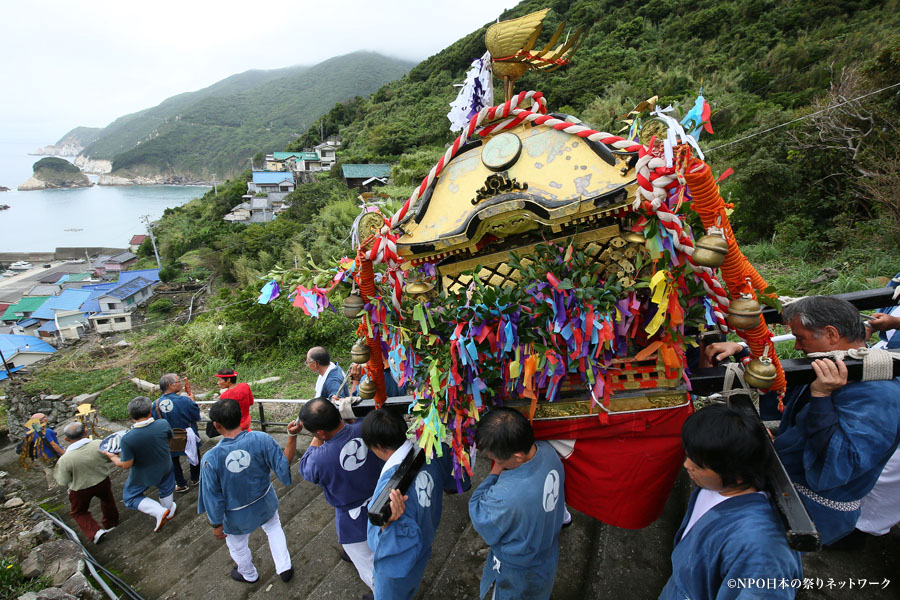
0, 557, 51, 599
742, 241, 898, 297
95, 382, 138, 421
21, 368, 124, 398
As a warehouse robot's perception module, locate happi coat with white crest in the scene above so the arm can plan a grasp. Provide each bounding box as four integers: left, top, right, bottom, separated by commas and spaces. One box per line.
469, 441, 565, 600
197, 430, 291, 534
367, 441, 463, 600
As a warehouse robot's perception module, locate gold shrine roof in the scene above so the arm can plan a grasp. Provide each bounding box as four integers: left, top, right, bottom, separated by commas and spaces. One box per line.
396, 121, 637, 262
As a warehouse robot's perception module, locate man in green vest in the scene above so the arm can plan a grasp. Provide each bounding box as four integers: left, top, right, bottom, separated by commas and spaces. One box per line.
55, 422, 120, 543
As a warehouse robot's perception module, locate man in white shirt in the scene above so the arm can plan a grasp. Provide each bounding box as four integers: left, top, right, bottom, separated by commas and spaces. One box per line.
305, 346, 348, 399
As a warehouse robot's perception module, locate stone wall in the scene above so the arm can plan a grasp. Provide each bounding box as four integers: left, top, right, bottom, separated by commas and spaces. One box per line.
3, 379, 81, 439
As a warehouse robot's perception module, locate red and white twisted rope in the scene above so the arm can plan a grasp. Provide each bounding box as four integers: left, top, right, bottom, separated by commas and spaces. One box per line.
369, 90, 730, 324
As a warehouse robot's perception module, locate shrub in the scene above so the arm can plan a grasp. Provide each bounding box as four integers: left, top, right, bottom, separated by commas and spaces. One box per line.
158, 265, 180, 282
147, 298, 174, 315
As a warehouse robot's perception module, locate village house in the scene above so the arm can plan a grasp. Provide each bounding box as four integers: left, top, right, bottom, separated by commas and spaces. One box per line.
247, 171, 295, 199
30, 288, 93, 345
341, 164, 392, 192
12, 318, 42, 337
89, 312, 132, 335
0, 334, 56, 374
37, 310, 90, 344
130, 234, 148, 253
224, 173, 294, 224
1, 296, 50, 324
314, 141, 339, 170
95, 276, 157, 313
93, 251, 138, 278
223, 200, 252, 223
25, 284, 61, 297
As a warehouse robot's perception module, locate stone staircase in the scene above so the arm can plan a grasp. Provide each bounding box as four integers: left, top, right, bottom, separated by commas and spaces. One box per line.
3, 429, 899, 600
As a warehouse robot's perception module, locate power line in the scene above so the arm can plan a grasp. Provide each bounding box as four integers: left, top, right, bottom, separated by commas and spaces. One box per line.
109, 297, 256, 333
704, 81, 900, 153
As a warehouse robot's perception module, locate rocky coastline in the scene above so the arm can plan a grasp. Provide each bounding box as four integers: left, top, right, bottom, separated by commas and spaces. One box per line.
18, 158, 92, 192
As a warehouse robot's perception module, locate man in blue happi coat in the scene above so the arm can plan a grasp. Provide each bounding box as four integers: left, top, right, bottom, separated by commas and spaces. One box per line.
708, 296, 900, 545
198, 398, 295, 584
295, 397, 382, 594
105, 396, 176, 533
306, 346, 349, 400
469, 407, 565, 600
155, 373, 201, 493
361, 409, 467, 600
659, 404, 802, 599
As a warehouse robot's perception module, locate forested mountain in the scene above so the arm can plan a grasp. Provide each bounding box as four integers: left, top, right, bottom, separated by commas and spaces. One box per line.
54, 126, 104, 148
79, 51, 414, 179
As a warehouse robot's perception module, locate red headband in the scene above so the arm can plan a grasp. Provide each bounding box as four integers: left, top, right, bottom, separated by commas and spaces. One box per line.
215, 372, 237, 378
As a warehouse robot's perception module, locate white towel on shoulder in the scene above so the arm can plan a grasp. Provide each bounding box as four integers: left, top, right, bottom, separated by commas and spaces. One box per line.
185, 427, 201, 466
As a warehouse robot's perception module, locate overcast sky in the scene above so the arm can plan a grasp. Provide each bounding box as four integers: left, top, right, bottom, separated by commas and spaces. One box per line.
1, 0, 520, 145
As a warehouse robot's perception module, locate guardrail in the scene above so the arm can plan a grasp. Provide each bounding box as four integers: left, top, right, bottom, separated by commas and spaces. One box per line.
196, 396, 415, 431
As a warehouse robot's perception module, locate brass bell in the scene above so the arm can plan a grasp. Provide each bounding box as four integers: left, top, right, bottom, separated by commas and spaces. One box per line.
623, 231, 645, 245
404, 280, 434, 301
358, 378, 377, 399
692, 232, 730, 268
726, 296, 763, 330
744, 357, 777, 389
343, 294, 364, 319
350, 341, 370, 364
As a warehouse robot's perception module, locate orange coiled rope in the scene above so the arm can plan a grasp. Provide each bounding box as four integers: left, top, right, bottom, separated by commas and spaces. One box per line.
357, 249, 388, 408
684, 159, 787, 394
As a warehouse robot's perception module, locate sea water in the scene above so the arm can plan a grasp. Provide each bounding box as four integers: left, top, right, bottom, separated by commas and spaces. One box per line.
0, 138, 209, 252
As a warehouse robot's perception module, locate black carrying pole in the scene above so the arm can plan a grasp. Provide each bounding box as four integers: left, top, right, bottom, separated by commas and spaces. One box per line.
367, 446, 426, 527
691, 348, 900, 396
727, 392, 822, 552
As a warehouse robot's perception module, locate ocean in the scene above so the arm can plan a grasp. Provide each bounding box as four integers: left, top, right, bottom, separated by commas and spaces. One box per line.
0, 138, 210, 252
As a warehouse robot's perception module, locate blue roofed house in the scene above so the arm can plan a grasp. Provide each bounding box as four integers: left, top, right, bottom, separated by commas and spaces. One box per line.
79, 283, 117, 315
117, 268, 160, 285
12, 318, 42, 337
0, 334, 56, 371
30, 288, 93, 344
88, 275, 158, 334
248, 171, 295, 200
96, 277, 156, 313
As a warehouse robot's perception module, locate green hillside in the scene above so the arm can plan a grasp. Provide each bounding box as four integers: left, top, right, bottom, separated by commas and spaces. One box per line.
54, 126, 103, 148
81, 51, 414, 179
293, 0, 900, 246
31, 157, 90, 187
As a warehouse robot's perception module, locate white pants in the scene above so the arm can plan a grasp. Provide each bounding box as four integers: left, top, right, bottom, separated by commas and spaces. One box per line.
225, 511, 291, 582
342, 540, 374, 590
857, 446, 900, 535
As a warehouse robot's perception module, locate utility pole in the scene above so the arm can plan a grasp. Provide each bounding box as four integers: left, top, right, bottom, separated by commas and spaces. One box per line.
0, 346, 12, 380
211, 173, 218, 195
141, 215, 162, 269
